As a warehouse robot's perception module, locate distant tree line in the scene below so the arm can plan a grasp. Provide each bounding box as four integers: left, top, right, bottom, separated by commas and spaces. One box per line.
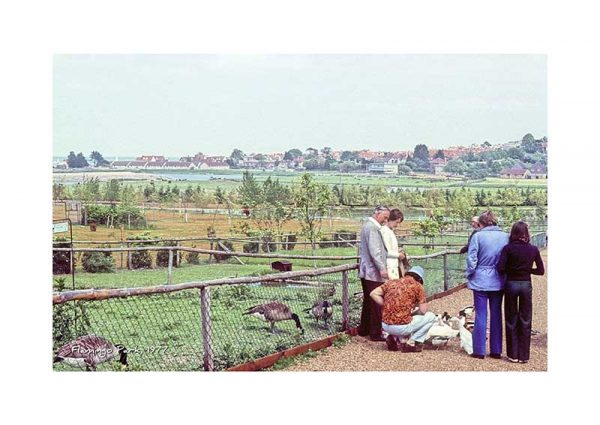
64, 151, 110, 168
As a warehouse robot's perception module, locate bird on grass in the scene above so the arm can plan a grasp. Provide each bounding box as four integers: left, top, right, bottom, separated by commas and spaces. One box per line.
304, 300, 333, 326
243, 301, 304, 335
54, 335, 128, 371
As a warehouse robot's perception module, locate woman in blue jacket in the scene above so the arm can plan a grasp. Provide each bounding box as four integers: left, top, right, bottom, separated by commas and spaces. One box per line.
466, 210, 509, 359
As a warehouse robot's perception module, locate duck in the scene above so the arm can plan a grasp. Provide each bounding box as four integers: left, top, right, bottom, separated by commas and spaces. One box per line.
458, 318, 474, 355
243, 301, 304, 334
54, 335, 128, 371
459, 305, 475, 319
458, 306, 475, 331
304, 300, 333, 326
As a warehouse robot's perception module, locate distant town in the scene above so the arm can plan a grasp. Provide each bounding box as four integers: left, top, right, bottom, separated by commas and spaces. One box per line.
54, 134, 547, 180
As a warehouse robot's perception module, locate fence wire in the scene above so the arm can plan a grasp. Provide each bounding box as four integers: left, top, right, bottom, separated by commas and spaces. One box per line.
52, 232, 547, 371
53, 268, 362, 372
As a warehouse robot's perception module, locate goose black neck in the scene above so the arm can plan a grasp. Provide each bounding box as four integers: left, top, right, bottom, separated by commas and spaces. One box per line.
291, 313, 304, 334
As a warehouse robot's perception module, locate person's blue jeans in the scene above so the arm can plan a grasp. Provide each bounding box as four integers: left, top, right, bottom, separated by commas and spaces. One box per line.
472, 289, 503, 356
382, 312, 437, 343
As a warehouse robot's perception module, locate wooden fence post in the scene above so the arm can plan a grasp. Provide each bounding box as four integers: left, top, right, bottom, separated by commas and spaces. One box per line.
199, 286, 214, 371
167, 249, 173, 284
341, 270, 349, 331
175, 241, 180, 267
443, 253, 449, 292
127, 242, 132, 270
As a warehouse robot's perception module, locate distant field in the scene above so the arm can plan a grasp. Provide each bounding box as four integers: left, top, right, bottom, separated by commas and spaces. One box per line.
54, 168, 548, 191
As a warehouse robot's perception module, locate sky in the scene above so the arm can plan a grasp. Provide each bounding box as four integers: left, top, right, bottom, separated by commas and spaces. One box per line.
53, 54, 546, 158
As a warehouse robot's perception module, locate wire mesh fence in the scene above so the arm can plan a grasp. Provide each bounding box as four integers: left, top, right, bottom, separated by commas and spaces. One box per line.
52, 265, 362, 372
52, 232, 547, 371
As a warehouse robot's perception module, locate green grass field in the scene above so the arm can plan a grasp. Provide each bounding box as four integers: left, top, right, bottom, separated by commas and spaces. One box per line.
101, 168, 548, 191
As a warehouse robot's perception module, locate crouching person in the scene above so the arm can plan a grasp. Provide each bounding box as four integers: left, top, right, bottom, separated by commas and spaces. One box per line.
370, 266, 437, 352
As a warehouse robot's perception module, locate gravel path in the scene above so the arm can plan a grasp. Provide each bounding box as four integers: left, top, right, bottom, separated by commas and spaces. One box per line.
286, 250, 547, 372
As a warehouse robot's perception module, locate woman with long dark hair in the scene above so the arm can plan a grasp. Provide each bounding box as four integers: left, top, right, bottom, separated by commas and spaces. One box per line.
465, 210, 509, 359
497, 221, 545, 363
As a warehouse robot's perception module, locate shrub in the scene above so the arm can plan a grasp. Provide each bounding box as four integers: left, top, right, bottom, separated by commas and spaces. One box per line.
333, 230, 357, 247
186, 245, 200, 264
214, 240, 234, 262
260, 236, 277, 253
243, 242, 259, 253
319, 237, 331, 249
81, 247, 115, 273
282, 234, 297, 251
53, 237, 73, 275
53, 278, 90, 351
156, 241, 179, 268
84, 203, 147, 228
127, 232, 154, 269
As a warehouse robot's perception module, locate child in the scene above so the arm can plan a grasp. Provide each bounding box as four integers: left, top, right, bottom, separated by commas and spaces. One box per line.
497, 221, 545, 363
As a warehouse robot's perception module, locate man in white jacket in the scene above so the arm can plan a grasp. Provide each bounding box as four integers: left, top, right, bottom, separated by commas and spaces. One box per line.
358, 205, 390, 341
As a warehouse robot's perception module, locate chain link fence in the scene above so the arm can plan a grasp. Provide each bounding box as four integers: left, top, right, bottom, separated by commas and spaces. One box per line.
52, 232, 547, 371
53, 265, 362, 372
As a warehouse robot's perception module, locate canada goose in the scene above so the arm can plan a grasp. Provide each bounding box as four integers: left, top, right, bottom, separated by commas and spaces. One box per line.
318, 284, 336, 299
54, 335, 128, 371
304, 300, 333, 326
243, 301, 304, 334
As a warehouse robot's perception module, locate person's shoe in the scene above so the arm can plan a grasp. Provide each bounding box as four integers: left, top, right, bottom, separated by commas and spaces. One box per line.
370, 335, 386, 342
386, 335, 399, 351
508, 357, 519, 363
518, 359, 529, 364
401, 342, 423, 353
489, 353, 502, 359
471, 354, 485, 359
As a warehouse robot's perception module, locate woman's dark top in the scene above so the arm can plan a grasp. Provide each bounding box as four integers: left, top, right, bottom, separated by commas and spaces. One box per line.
497, 240, 545, 282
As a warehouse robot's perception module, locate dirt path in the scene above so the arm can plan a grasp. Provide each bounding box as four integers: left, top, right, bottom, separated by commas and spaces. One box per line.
286, 250, 547, 371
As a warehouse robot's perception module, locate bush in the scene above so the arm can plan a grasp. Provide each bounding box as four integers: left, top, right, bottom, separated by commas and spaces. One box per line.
53, 277, 90, 351
282, 234, 297, 251
84, 203, 147, 228
127, 232, 154, 269
53, 237, 73, 275
260, 236, 277, 253
81, 248, 115, 273
214, 240, 235, 262
319, 237, 331, 249
333, 230, 356, 247
243, 242, 259, 253
156, 241, 179, 268
186, 245, 200, 264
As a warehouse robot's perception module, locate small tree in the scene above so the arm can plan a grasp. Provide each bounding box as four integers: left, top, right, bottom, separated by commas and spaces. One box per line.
293, 173, 332, 255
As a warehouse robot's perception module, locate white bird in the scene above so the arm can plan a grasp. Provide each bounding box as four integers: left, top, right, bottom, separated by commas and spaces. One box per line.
459, 305, 475, 319
425, 315, 460, 347
458, 322, 473, 355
